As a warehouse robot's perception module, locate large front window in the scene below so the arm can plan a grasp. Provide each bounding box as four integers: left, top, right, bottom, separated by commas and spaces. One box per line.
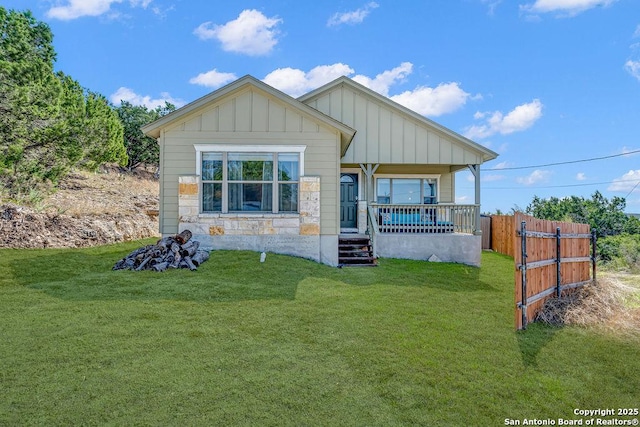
201, 151, 300, 213
376, 177, 438, 204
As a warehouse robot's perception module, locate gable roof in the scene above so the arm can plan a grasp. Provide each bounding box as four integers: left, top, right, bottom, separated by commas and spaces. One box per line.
298, 76, 498, 164
142, 75, 357, 155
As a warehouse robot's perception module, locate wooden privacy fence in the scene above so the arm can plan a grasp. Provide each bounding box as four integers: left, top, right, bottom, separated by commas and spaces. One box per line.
512, 213, 595, 330
490, 215, 517, 257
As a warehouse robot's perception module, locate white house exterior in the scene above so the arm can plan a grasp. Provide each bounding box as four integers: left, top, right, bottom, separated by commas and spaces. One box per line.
142, 75, 498, 267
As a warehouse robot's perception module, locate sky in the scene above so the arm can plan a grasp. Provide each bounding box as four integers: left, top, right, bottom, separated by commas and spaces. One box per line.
5, 0, 640, 214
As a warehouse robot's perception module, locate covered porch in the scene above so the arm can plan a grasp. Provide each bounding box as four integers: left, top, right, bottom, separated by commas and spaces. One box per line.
342, 163, 484, 266
345, 163, 483, 235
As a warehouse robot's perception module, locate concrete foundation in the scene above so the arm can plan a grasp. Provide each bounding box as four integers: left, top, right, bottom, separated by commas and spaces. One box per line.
375, 233, 482, 267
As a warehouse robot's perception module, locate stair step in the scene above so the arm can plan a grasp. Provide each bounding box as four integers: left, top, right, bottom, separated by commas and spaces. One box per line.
338, 235, 376, 266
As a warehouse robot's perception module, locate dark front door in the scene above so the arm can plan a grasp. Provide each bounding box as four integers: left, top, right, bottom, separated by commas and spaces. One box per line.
340, 173, 358, 229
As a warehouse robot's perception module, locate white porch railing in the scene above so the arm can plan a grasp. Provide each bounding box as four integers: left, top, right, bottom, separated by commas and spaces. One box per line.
369, 203, 478, 234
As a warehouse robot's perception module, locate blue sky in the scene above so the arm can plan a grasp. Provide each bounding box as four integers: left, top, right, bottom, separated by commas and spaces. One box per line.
6, 0, 640, 213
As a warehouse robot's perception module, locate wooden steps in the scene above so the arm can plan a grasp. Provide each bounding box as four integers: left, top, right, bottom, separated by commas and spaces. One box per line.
338, 235, 376, 267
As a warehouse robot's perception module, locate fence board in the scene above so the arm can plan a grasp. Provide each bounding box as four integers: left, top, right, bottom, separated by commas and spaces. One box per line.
491, 215, 515, 257
481, 215, 492, 249
513, 213, 593, 330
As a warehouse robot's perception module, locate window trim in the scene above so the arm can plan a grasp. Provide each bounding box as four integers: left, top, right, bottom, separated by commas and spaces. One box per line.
374, 174, 441, 205
195, 145, 306, 214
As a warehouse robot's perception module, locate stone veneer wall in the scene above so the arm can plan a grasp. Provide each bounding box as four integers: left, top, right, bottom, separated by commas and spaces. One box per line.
176, 175, 326, 263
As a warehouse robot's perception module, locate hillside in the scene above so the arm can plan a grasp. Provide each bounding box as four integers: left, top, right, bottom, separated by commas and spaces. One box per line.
0, 167, 160, 248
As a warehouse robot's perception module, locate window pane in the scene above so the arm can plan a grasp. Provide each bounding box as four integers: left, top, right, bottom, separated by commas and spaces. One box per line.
279, 183, 298, 212
376, 178, 390, 204
202, 183, 222, 212
392, 179, 420, 204
202, 153, 223, 181
423, 179, 437, 204
228, 153, 273, 181
278, 153, 299, 181
228, 183, 272, 211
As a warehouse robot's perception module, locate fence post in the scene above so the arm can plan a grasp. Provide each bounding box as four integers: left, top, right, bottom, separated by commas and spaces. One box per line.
591, 230, 597, 283
556, 227, 561, 297
520, 221, 528, 330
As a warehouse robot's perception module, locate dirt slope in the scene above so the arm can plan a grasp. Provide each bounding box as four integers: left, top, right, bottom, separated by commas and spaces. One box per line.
0, 168, 160, 248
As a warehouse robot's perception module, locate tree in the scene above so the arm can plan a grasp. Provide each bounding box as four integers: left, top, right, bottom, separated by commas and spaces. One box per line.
0, 7, 126, 197
116, 101, 174, 170
525, 191, 633, 238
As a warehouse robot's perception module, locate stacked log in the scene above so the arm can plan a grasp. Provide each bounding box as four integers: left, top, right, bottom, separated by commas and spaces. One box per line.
113, 229, 209, 272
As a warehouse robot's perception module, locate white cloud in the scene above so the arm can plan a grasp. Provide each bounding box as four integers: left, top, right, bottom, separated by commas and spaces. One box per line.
327, 2, 379, 27
481, 0, 503, 15
189, 69, 238, 88
263, 64, 355, 97
352, 62, 413, 97
390, 82, 471, 117
263, 62, 470, 116
46, 0, 152, 20
109, 87, 185, 109
520, 0, 618, 17
130, 0, 152, 7
625, 60, 640, 81
483, 174, 506, 182
517, 169, 551, 185
263, 62, 474, 118
608, 170, 640, 192
194, 10, 282, 56
621, 146, 640, 155
47, 0, 120, 20
464, 99, 543, 139
576, 172, 587, 181
491, 161, 514, 169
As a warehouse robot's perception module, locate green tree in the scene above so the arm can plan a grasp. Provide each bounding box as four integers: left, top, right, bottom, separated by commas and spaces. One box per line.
526, 191, 633, 238
0, 7, 126, 197
116, 101, 174, 170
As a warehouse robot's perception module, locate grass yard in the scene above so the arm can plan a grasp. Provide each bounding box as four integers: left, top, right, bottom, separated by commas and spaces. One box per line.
1, 240, 639, 426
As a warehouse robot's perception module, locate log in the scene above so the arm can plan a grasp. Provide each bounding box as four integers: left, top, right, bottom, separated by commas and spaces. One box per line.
180, 240, 200, 257
136, 256, 153, 271
168, 251, 182, 269
192, 250, 210, 266
174, 229, 192, 245
152, 262, 169, 272
112, 230, 208, 272
182, 256, 197, 271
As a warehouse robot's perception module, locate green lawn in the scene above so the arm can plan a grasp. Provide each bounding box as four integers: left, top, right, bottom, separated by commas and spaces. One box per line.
1, 241, 638, 426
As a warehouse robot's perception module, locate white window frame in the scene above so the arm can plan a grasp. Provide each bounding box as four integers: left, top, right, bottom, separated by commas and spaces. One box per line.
374, 174, 441, 204
195, 144, 306, 214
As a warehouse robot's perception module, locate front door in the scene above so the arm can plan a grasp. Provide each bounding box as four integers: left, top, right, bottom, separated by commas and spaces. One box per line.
340, 173, 358, 230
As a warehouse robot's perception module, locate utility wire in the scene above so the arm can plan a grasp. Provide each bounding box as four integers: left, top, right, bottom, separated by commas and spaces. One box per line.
475, 178, 640, 191
625, 180, 640, 199
485, 148, 640, 171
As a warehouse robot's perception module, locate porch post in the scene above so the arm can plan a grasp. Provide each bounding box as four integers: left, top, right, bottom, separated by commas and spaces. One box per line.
359, 163, 380, 203
468, 164, 482, 235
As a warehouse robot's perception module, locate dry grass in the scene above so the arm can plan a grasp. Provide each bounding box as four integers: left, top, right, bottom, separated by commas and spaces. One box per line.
1, 166, 160, 248
46, 166, 158, 217
537, 272, 640, 336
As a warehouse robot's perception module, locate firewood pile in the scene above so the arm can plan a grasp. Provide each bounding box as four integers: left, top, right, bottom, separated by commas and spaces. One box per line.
113, 230, 210, 272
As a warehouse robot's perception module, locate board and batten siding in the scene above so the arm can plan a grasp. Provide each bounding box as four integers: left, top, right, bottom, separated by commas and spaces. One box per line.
158, 86, 341, 235
304, 85, 484, 166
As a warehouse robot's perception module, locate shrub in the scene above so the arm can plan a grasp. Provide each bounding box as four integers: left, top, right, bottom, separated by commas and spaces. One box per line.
597, 234, 640, 272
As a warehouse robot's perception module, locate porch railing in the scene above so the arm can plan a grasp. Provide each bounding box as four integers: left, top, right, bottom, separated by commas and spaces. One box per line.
369, 203, 478, 234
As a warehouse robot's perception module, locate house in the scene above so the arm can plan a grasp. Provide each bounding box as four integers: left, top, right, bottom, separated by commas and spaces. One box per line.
142, 75, 498, 267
